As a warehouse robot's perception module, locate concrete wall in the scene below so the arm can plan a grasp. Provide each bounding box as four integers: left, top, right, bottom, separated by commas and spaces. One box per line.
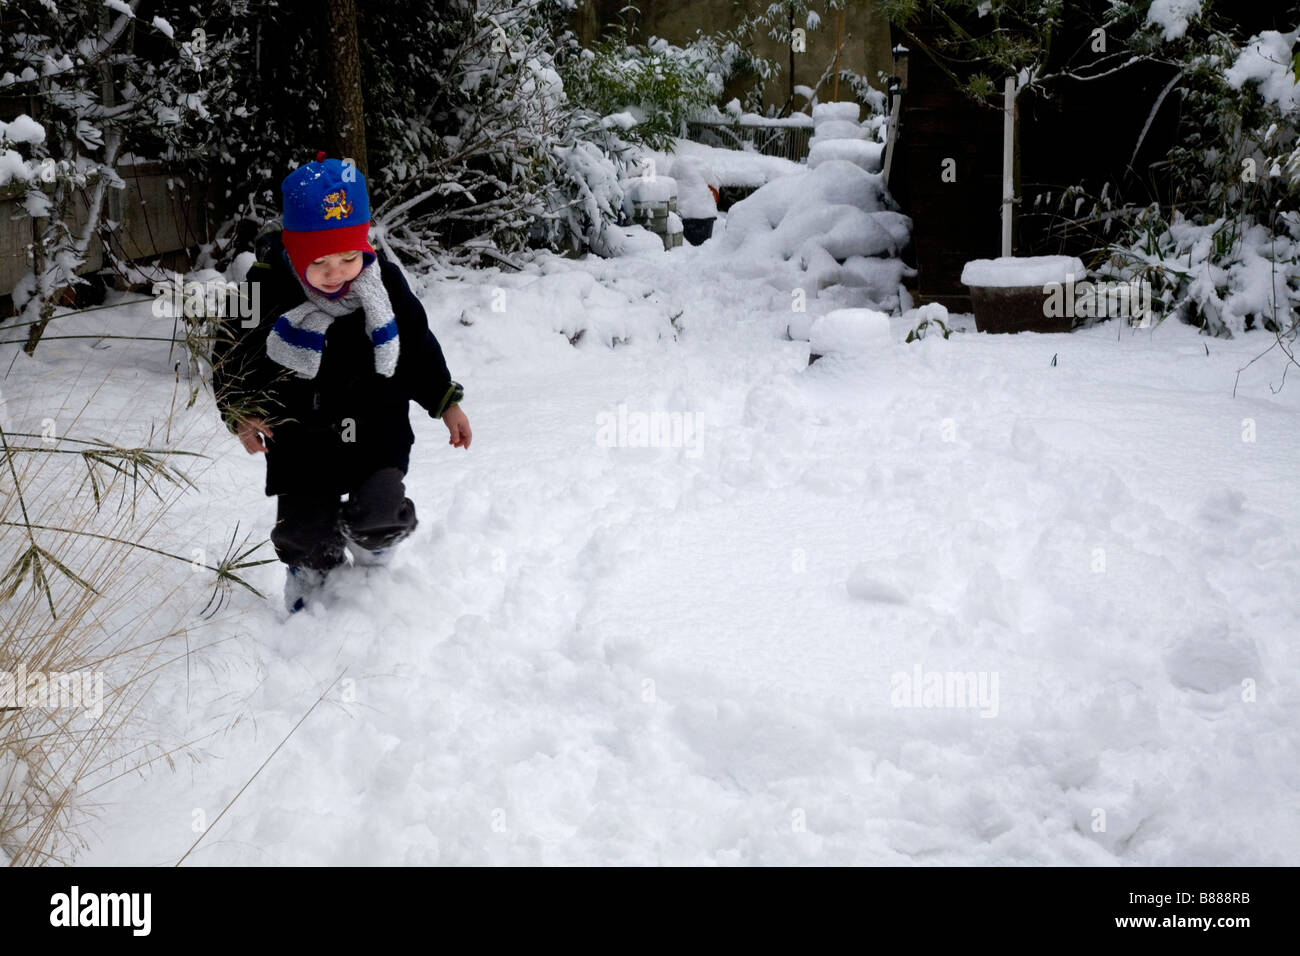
573, 1, 894, 111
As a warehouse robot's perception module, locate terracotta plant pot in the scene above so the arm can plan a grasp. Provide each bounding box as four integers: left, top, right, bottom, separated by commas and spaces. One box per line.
961, 256, 1086, 334
966, 284, 1074, 334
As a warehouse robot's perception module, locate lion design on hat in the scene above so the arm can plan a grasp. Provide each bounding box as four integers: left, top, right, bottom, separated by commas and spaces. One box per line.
321, 189, 353, 221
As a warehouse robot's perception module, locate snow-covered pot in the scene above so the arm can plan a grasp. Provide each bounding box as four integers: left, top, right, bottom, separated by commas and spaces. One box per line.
671, 157, 718, 245
681, 217, 715, 245
961, 256, 1086, 334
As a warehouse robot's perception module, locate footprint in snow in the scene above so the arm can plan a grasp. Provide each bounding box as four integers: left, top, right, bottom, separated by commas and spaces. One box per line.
846, 562, 909, 604
1163, 631, 1260, 696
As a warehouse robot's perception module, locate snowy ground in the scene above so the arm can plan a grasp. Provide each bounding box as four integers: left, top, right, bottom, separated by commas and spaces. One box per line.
3, 227, 1299, 866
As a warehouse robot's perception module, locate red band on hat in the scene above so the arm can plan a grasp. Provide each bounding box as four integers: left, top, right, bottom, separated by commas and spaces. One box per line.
281, 223, 375, 279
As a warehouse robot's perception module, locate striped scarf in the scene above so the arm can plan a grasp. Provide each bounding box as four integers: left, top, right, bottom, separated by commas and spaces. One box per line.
266, 257, 400, 380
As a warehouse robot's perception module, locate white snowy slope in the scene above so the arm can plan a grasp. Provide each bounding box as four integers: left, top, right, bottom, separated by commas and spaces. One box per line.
5, 225, 1298, 866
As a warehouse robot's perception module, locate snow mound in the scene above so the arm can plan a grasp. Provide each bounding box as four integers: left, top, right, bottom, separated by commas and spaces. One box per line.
532, 270, 673, 345
716, 161, 911, 307
809, 308, 893, 356
600, 224, 666, 258
721, 160, 899, 237
809, 138, 883, 173
961, 256, 1086, 288
779, 204, 907, 260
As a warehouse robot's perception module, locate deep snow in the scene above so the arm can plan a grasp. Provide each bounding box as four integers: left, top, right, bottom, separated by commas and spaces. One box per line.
2, 218, 1299, 866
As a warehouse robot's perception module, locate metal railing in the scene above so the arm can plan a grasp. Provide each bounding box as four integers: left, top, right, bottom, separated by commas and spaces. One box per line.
683, 121, 813, 162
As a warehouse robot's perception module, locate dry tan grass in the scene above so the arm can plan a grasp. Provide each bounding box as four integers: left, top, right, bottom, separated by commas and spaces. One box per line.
1, 352, 273, 865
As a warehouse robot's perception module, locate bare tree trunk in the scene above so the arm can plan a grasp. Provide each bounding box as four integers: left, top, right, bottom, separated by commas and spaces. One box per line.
324, 0, 369, 174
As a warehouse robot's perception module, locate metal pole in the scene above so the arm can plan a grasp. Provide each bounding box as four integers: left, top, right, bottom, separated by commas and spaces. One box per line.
1001, 77, 1015, 257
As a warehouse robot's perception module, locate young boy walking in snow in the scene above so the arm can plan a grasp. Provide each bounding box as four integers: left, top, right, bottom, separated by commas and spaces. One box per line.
213, 152, 471, 614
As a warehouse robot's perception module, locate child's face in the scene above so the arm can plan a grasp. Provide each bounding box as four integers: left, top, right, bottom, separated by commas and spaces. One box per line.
306, 250, 364, 293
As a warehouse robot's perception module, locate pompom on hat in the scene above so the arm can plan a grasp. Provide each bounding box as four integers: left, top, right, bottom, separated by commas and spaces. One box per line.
279, 151, 376, 291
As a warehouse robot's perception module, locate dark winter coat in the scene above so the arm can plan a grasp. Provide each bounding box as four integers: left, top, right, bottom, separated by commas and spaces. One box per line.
212, 233, 461, 497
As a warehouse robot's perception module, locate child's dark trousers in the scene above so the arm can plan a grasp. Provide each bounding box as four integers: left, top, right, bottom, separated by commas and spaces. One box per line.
270, 466, 418, 569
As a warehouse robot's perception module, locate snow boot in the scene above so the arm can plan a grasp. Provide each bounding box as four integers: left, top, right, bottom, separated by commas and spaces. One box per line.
345, 540, 396, 567
284, 564, 331, 614
337, 468, 416, 569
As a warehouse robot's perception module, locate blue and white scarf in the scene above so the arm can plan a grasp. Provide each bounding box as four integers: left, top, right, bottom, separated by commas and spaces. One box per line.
266, 257, 400, 380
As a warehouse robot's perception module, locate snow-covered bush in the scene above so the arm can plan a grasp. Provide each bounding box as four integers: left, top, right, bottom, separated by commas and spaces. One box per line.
1077, 19, 1300, 336
887, 0, 1299, 339
353, 1, 566, 263
0, 0, 249, 352
559, 21, 730, 151
356, 0, 652, 265
904, 302, 957, 341
1096, 209, 1299, 335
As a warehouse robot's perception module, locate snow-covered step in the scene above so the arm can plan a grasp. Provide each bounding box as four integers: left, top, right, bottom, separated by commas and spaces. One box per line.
810, 119, 870, 142
812, 101, 862, 125
808, 139, 884, 174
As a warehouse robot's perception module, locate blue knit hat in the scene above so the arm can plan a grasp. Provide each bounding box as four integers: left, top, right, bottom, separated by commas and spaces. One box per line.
280, 151, 375, 286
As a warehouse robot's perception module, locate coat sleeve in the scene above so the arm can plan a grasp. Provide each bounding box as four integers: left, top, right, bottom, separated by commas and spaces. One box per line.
210, 262, 293, 434
382, 258, 464, 418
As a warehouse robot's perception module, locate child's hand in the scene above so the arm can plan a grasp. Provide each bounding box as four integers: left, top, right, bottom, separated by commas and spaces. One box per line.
443, 404, 472, 449
236, 416, 274, 454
